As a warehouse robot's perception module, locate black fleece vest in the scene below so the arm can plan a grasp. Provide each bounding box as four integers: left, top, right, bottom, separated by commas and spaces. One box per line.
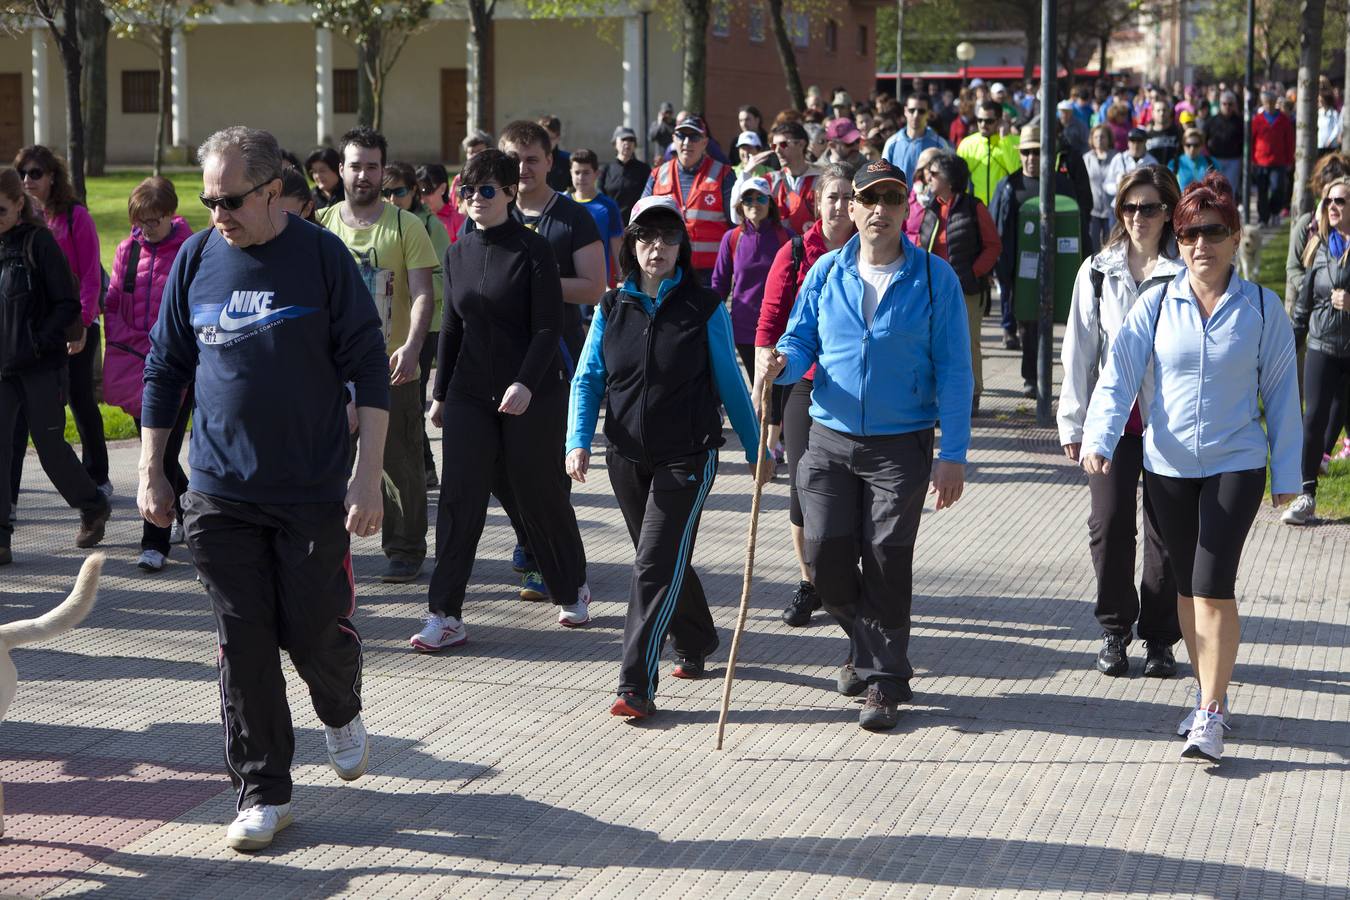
920, 194, 981, 294
600, 274, 724, 465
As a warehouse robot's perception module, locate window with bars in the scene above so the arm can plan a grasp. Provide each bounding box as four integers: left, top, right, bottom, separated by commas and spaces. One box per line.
121, 70, 159, 114
711, 0, 730, 37
748, 4, 766, 42
788, 12, 809, 48
335, 69, 358, 115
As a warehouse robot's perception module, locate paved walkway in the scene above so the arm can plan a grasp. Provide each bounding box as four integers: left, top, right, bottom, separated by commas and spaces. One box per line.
2, 324, 1347, 899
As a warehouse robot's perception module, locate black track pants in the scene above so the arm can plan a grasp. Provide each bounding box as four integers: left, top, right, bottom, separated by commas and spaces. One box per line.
609, 448, 720, 700
182, 490, 362, 811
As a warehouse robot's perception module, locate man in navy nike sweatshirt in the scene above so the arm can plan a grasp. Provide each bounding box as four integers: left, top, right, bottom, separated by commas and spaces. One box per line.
138, 127, 390, 853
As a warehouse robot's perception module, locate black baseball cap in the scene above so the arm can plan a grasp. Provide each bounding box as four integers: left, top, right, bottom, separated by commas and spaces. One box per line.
853, 158, 908, 192
675, 115, 708, 136
1127, 128, 1148, 142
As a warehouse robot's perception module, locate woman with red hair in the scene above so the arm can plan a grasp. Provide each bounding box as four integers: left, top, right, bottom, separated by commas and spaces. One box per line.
1079, 172, 1302, 764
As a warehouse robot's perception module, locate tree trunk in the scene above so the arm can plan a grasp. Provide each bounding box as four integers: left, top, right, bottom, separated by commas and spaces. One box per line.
1023, 16, 1039, 82
76, 0, 107, 178
1343, 1, 1350, 154
356, 32, 378, 129
1289, 0, 1325, 227
467, 0, 495, 134
681, 0, 709, 113
44, 0, 86, 201
766, 0, 805, 110
1098, 34, 1108, 77
154, 27, 170, 176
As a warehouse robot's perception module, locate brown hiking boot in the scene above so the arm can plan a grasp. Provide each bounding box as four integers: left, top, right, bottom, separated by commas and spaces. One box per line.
76, 500, 111, 549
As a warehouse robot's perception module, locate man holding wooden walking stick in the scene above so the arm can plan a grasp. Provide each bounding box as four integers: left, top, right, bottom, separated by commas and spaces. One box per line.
761, 159, 974, 731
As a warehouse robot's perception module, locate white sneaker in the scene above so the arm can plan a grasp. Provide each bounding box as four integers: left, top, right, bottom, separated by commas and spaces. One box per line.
1181, 704, 1225, 762
1178, 688, 1234, 737
97, 481, 114, 500
558, 584, 591, 628
409, 614, 467, 652
170, 520, 186, 544
324, 714, 369, 780
226, 802, 293, 851
136, 549, 166, 573
1282, 493, 1316, 525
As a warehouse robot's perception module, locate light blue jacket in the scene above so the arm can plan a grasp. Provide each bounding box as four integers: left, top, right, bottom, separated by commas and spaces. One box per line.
774, 233, 974, 463
882, 127, 950, 184
567, 269, 763, 463
1082, 268, 1302, 493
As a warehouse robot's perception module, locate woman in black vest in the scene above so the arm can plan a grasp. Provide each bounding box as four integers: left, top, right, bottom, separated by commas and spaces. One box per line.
413, 150, 590, 653
913, 152, 1000, 415
566, 195, 767, 718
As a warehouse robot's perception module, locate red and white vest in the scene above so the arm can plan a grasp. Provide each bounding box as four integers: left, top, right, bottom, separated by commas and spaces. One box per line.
652, 156, 729, 271
771, 168, 819, 235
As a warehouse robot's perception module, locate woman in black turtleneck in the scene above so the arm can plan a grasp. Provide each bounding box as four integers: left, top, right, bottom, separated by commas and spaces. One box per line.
410, 149, 590, 653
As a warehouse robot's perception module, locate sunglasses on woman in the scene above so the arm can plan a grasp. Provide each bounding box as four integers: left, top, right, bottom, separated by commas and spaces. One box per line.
1120, 202, 1166, 218
19, 168, 46, 181
741, 193, 770, 206
1176, 223, 1234, 245
1328, 196, 1348, 207
633, 227, 683, 246
382, 186, 410, 199
458, 184, 500, 201
199, 181, 266, 212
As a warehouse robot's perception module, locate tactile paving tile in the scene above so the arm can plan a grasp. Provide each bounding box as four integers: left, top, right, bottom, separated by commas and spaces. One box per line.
2, 321, 1347, 899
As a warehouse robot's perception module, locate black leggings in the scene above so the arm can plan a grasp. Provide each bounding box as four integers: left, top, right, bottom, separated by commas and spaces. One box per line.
1302, 348, 1350, 494
1143, 468, 1265, 600
782, 378, 813, 527
10, 322, 109, 499
736, 343, 784, 427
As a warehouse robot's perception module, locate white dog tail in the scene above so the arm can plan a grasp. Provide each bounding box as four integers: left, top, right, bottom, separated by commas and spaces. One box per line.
0, 553, 103, 648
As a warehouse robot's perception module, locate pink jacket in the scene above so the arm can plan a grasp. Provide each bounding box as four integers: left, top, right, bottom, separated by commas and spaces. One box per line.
103, 217, 193, 418
45, 204, 103, 327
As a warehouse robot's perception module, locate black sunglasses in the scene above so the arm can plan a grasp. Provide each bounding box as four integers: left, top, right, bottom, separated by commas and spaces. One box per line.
1120, 202, 1166, 218
1184, 143, 1203, 148
977, 117, 999, 125
855, 188, 905, 207
18, 167, 46, 180
382, 186, 410, 199
905, 107, 928, 115
1328, 196, 1348, 207
1176, 223, 1233, 245
633, 226, 683, 246
199, 181, 267, 212
458, 184, 500, 201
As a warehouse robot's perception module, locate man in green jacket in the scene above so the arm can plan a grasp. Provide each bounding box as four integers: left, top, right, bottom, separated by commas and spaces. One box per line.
957, 100, 1021, 206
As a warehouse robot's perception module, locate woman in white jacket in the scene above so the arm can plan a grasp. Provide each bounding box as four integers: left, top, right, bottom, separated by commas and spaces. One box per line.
1059, 165, 1184, 681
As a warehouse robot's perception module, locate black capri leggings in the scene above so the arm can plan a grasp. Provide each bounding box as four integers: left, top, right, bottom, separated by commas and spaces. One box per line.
1143, 468, 1265, 600
782, 379, 813, 527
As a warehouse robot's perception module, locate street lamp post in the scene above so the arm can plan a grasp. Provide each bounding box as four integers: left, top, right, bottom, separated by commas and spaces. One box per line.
956, 41, 975, 89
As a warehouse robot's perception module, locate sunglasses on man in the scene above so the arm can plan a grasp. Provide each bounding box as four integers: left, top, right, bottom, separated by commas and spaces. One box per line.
1176, 223, 1234, 245
199, 180, 266, 212
855, 188, 905, 207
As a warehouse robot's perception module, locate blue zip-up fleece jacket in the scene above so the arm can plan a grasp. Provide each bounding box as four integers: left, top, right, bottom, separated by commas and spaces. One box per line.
774, 232, 974, 463
143, 219, 390, 504
568, 268, 763, 463
1082, 268, 1301, 494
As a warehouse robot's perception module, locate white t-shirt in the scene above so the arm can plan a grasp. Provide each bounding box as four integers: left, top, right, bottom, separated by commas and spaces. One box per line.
858, 256, 905, 327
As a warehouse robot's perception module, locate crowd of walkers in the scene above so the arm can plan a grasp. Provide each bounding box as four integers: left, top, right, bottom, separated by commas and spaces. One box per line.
0, 75, 1341, 850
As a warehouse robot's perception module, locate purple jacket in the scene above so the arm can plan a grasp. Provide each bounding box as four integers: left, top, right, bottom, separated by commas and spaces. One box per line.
103, 217, 193, 418
711, 221, 793, 344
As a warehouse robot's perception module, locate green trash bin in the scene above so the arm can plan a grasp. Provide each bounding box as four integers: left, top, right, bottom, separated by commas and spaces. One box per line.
1013, 194, 1082, 324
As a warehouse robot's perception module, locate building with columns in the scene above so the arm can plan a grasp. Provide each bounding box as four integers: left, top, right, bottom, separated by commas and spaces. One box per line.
0, 1, 878, 168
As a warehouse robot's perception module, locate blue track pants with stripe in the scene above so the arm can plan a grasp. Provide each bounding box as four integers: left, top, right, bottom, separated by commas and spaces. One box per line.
608, 448, 721, 700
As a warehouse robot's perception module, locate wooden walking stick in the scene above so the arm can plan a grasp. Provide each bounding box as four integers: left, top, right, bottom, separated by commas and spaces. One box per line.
716, 375, 776, 750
